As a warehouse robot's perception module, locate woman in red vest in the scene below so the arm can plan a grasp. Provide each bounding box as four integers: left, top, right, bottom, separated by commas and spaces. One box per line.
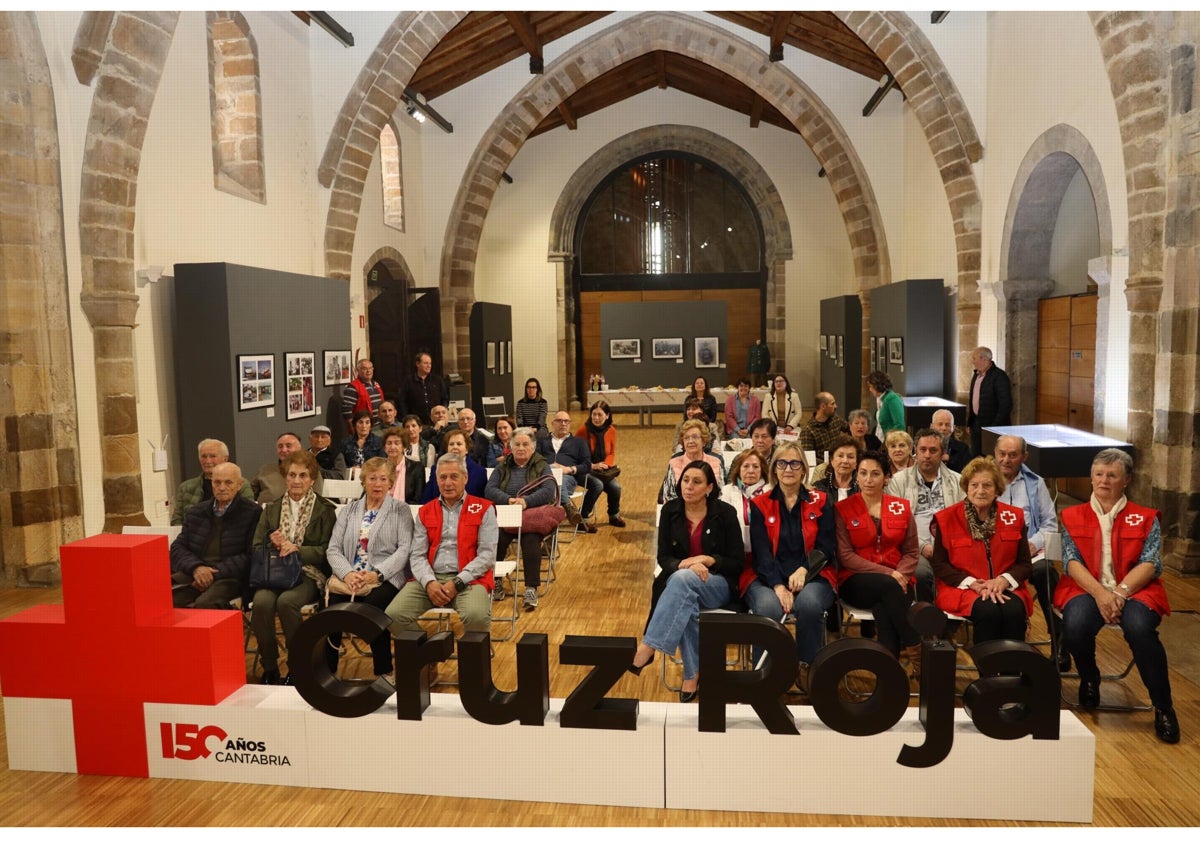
835, 450, 921, 676
1054, 448, 1178, 743
931, 457, 1032, 643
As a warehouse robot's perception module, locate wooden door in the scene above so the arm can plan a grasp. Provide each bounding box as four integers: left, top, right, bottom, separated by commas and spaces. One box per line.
1037, 292, 1097, 499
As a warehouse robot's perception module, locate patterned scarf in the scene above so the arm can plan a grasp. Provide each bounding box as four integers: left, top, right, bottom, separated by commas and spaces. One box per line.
279, 488, 316, 546
964, 501, 996, 542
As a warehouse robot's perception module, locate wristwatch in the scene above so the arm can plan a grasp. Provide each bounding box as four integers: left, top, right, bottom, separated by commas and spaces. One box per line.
453, 577, 468, 593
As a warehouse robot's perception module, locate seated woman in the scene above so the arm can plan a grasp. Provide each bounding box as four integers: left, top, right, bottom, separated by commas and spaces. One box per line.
848, 408, 883, 453
340, 409, 384, 476
724, 377, 762, 439
250, 450, 337, 685
867, 370, 905, 437
515, 377, 548, 434
931, 457, 1032, 644
662, 419, 726, 502
486, 415, 515, 467
673, 399, 722, 453
420, 428, 487, 502
764, 374, 803, 434
484, 427, 558, 612
1054, 448, 1179, 743
684, 376, 719, 424
719, 449, 769, 531
381, 428, 424, 504
629, 460, 744, 702
835, 450, 921, 679
577, 400, 625, 529
884, 429, 915, 474
744, 443, 837, 688
324, 457, 413, 680
397, 413, 436, 470
811, 434, 861, 502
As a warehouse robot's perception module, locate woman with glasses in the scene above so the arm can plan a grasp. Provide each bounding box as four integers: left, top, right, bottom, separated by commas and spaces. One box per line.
744, 442, 837, 688
764, 374, 803, 434
661, 419, 725, 502
515, 378, 548, 433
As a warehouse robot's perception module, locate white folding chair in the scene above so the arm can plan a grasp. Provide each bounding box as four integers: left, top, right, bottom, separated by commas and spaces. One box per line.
321, 479, 362, 504
482, 396, 507, 426
551, 464, 588, 546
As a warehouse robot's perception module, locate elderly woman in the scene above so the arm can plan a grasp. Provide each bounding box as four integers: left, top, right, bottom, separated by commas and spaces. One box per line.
812, 434, 861, 502
249, 450, 337, 685
381, 428, 424, 504
397, 413, 436, 469
724, 377, 762, 439
836, 450, 921, 678
629, 461, 743, 702
420, 428, 487, 502
324, 456, 413, 680
848, 408, 883, 453
577, 400, 624, 529
486, 415, 516, 468
485, 427, 558, 612
719, 449, 769, 529
931, 457, 1032, 644
764, 374, 803, 434
673, 399, 722, 453
745, 443, 837, 688
866, 370, 905, 437
662, 419, 726, 502
1054, 449, 1179, 743
515, 377, 548, 433
340, 409, 384, 475
884, 429, 915, 474
684, 376, 719, 423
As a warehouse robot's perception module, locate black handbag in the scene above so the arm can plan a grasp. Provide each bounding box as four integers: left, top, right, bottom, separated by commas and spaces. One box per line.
249, 544, 303, 590
591, 465, 621, 482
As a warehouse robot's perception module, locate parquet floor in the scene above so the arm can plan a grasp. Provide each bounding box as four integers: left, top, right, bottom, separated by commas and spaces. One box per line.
2, 410, 1199, 826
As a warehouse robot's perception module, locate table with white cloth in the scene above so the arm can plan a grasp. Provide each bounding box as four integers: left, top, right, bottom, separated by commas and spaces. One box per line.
587, 387, 768, 427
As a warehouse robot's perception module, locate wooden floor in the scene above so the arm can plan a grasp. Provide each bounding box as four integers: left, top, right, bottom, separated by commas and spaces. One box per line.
2, 410, 1199, 826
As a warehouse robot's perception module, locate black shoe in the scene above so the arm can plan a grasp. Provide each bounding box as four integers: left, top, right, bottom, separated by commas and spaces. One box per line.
609, 515, 626, 528
679, 689, 698, 703
860, 620, 876, 640
1078, 678, 1101, 709
627, 652, 655, 676
261, 669, 280, 685
1154, 707, 1180, 744
1056, 646, 1072, 673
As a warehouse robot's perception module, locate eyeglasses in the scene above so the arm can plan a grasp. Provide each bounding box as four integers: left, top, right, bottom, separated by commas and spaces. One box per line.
553, 418, 571, 424
775, 459, 806, 472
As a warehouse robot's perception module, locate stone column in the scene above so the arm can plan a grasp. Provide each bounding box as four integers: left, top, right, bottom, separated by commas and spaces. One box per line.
995, 277, 1055, 425
765, 258, 786, 375
1087, 253, 1125, 430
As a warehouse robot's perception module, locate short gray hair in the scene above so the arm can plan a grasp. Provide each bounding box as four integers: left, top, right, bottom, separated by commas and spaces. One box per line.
1092, 447, 1133, 477
848, 408, 871, 424
435, 451, 468, 477
932, 409, 955, 429
995, 434, 1027, 454
973, 346, 994, 361
512, 426, 538, 444
197, 438, 229, 458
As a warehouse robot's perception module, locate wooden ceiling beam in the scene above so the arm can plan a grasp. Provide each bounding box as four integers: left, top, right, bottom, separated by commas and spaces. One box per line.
656, 51, 668, 89
556, 100, 577, 130
749, 94, 764, 128
769, 11, 792, 62
504, 11, 544, 74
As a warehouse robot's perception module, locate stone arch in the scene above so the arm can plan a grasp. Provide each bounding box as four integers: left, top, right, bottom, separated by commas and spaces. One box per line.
362, 245, 415, 309
0, 11, 84, 584
547, 125, 794, 403
995, 124, 1113, 427
77, 11, 179, 532
70, 10, 113, 84
834, 12, 984, 394
440, 11, 891, 378
206, 11, 265, 203
362, 245, 416, 395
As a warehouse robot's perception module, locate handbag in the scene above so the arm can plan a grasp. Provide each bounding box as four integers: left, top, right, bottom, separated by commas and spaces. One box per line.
502, 472, 565, 536
591, 464, 621, 482
249, 544, 302, 590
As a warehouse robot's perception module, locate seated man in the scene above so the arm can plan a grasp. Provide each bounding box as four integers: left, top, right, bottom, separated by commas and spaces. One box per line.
421, 404, 451, 451
798, 391, 849, 460
172, 438, 253, 526
371, 400, 400, 442
931, 408, 972, 473
672, 398, 721, 454
453, 407, 490, 466
308, 424, 346, 479
169, 462, 262, 608
253, 432, 323, 503
537, 410, 591, 525
386, 452, 497, 637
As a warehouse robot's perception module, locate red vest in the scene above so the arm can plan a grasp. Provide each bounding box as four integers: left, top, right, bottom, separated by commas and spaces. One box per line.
742, 490, 836, 596
933, 501, 1033, 618
1053, 500, 1169, 617
417, 494, 495, 592
835, 493, 912, 585
350, 379, 383, 415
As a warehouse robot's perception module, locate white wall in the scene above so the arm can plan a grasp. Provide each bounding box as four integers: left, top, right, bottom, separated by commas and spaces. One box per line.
1049, 169, 1102, 294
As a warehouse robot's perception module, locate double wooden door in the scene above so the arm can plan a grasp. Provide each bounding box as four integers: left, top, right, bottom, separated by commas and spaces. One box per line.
1036, 292, 1096, 498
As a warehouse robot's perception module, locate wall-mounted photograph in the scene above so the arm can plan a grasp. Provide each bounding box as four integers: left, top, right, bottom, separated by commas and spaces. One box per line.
870, 337, 876, 368
237, 353, 275, 411
694, 337, 719, 368
652, 338, 683, 360
877, 336, 888, 372
837, 335, 845, 368
323, 350, 351, 386
609, 338, 641, 360
888, 336, 904, 366
819, 335, 827, 354
486, 341, 496, 371
285, 351, 316, 420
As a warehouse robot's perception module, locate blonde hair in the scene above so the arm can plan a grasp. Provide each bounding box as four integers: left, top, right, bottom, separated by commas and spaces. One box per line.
959, 457, 1006, 495
678, 418, 711, 448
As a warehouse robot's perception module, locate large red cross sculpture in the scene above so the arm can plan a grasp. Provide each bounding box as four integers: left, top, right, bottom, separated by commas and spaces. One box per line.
0, 534, 244, 776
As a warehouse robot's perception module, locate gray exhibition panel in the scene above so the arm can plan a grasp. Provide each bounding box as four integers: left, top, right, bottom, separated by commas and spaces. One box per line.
599, 300, 727, 388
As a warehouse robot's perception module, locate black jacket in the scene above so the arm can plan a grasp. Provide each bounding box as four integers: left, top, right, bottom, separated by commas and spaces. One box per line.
170, 494, 263, 587
649, 495, 744, 625
967, 365, 1012, 428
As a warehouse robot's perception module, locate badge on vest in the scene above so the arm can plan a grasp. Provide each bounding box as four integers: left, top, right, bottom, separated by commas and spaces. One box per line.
851, 520, 860, 528
999, 510, 1017, 526
467, 503, 482, 514
768, 516, 776, 524
887, 501, 905, 516
1125, 512, 1144, 527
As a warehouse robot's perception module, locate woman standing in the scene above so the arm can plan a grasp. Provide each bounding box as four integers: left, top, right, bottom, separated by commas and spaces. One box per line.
811, 435, 861, 502
764, 374, 803, 434
577, 400, 624, 528
866, 371, 905, 437
340, 409, 384, 475
662, 419, 725, 502
515, 378, 548, 433
685, 376, 719, 424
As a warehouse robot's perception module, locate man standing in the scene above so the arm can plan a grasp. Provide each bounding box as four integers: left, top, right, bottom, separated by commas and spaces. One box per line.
537, 410, 592, 527
252, 432, 323, 504
385, 452, 497, 637
172, 438, 253, 525
169, 462, 262, 608
799, 392, 849, 459
341, 358, 385, 432
886, 429, 965, 602
397, 352, 449, 426
454, 408, 490, 467
994, 434, 1067, 669
966, 346, 1012, 455
931, 409, 972, 472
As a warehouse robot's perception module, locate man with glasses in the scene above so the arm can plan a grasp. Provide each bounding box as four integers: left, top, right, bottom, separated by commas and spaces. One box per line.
537, 410, 592, 527
454, 407, 490, 467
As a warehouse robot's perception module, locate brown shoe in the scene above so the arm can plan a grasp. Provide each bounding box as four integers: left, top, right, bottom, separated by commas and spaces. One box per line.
609, 515, 626, 528
582, 521, 597, 533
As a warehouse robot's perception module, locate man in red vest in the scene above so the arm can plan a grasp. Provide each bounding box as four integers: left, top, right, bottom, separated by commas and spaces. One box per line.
341, 357, 385, 432
384, 451, 497, 636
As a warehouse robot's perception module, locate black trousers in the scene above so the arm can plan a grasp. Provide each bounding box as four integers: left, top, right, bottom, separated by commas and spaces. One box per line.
968, 595, 1027, 644
324, 580, 401, 676
840, 573, 919, 655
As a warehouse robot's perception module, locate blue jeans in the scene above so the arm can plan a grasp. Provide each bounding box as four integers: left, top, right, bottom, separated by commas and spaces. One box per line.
1062, 594, 1172, 710
643, 568, 733, 681
581, 472, 622, 518
744, 577, 835, 664
559, 473, 577, 499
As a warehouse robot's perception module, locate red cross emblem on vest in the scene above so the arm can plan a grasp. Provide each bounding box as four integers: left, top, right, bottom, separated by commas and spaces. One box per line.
1125, 512, 1144, 527
887, 501, 906, 517
0, 535, 244, 777
467, 502, 482, 514
999, 510, 1017, 526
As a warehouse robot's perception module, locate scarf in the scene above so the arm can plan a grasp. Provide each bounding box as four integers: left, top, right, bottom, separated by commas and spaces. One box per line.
390, 458, 407, 502
964, 501, 996, 542
585, 417, 612, 462
279, 487, 316, 547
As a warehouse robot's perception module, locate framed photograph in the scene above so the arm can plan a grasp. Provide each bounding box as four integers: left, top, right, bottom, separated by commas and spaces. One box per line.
609, 338, 641, 360
652, 337, 683, 359
889, 336, 904, 366
285, 351, 316, 420
837, 335, 845, 368
869, 337, 876, 368
486, 341, 496, 371
237, 353, 274, 411
694, 337, 719, 368
498, 341, 506, 376
819, 335, 827, 354
323, 350, 351, 386
507, 341, 513, 374
876, 336, 888, 372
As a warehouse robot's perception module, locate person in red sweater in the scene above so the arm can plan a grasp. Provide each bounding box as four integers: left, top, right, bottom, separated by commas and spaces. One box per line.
576, 400, 624, 529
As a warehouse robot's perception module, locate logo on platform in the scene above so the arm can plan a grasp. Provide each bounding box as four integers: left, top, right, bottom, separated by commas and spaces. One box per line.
159, 723, 291, 765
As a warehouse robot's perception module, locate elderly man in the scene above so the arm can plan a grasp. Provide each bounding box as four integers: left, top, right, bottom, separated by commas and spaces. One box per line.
253, 432, 323, 504
385, 452, 497, 637
538, 410, 592, 526
340, 357, 385, 432
748, 417, 777, 464
172, 438, 253, 525
966, 346, 1013, 455
799, 392, 849, 459
422, 404, 451, 449
931, 408, 972, 473
454, 407, 490, 466
994, 433, 1067, 669
169, 462, 262, 608
308, 424, 346, 479
397, 351, 449, 426
371, 401, 400, 442
886, 428, 965, 602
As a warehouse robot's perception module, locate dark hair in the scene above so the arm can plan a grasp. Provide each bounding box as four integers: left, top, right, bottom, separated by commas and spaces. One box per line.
828, 434, 858, 456
493, 415, 516, 435
866, 370, 893, 392
914, 427, 943, 452
381, 428, 405, 446
856, 449, 890, 477
771, 374, 793, 394
414, 351, 431, 364
749, 417, 777, 437
680, 459, 719, 500
523, 378, 543, 398
588, 400, 612, 421
736, 376, 752, 388
276, 431, 302, 445
728, 449, 768, 485
688, 377, 710, 399
351, 409, 373, 427
684, 397, 704, 412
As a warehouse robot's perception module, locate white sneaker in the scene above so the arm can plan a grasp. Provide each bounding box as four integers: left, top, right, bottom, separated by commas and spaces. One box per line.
492, 585, 506, 602
522, 588, 539, 611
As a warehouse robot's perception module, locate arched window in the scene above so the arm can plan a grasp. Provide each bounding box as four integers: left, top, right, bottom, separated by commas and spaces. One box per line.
380, 123, 404, 232
206, 12, 265, 203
